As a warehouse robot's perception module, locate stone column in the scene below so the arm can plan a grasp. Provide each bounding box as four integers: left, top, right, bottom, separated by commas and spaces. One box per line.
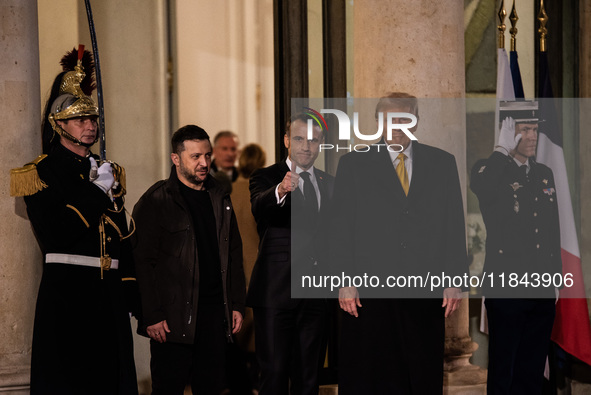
353, 1, 486, 393
0, 0, 43, 393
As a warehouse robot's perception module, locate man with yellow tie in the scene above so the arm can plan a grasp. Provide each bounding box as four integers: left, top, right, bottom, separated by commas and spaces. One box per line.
331, 92, 468, 394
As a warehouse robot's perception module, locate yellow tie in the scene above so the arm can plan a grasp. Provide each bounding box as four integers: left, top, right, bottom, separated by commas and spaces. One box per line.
396, 153, 409, 195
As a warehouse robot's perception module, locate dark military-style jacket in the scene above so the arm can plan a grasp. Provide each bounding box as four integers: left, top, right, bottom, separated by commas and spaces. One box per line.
25, 145, 134, 270
17, 143, 139, 394
132, 167, 245, 344
470, 151, 562, 298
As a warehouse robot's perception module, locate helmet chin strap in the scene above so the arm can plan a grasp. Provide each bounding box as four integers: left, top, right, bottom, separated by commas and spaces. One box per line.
55, 124, 97, 148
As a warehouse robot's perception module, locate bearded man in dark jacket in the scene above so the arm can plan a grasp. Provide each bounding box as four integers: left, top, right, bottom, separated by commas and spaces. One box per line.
132, 124, 246, 394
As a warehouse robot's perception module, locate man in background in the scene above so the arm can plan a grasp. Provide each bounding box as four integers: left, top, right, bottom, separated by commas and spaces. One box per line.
211, 130, 240, 183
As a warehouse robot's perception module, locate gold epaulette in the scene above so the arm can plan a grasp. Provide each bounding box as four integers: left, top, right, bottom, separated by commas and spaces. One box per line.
10, 155, 48, 197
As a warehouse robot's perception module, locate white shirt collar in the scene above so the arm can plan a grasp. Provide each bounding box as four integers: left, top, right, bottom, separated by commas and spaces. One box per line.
388, 141, 413, 164
286, 157, 316, 178
513, 157, 530, 171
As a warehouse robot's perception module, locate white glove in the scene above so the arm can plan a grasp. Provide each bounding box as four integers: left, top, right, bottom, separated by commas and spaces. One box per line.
496, 117, 522, 155
88, 157, 114, 194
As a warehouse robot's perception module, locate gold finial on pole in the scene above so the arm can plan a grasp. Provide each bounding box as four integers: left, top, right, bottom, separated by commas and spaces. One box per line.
509, 1, 518, 51
538, 0, 548, 52
498, 0, 507, 49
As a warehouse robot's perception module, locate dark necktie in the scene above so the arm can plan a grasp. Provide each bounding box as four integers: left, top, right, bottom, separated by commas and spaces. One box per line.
520, 165, 529, 182
300, 171, 319, 213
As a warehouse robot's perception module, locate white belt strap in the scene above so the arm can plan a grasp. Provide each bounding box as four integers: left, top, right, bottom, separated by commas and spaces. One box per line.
45, 253, 119, 270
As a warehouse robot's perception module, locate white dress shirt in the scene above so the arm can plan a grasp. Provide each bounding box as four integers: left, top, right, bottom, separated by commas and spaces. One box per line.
275, 158, 321, 208
387, 141, 414, 184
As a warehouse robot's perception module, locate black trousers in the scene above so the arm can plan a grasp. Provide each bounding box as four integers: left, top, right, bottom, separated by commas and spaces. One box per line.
150, 303, 227, 395
338, 298, 445, 395
253, 299, 327, 395
485, 298, 556, 395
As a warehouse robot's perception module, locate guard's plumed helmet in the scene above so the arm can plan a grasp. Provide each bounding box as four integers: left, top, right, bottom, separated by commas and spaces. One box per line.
46, 46, 99, 147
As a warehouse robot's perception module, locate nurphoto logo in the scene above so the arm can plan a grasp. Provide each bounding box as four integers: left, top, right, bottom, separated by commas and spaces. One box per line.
304, 107, 418, 153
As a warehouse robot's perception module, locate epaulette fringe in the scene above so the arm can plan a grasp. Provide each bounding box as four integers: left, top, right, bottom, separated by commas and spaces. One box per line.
10, 155, 48, 197
111, 162, 126, 197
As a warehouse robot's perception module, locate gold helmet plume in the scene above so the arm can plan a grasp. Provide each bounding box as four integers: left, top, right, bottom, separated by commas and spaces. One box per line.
48, 45, 99, 146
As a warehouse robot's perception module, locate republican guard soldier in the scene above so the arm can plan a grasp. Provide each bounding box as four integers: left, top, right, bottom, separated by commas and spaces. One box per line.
10, 47, 139, 394
470, 100, 562, 394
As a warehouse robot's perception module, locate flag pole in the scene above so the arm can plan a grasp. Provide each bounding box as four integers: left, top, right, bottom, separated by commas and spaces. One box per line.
538, 0, 548, 53
497, 0, 507, 49
509, 1, 518, 52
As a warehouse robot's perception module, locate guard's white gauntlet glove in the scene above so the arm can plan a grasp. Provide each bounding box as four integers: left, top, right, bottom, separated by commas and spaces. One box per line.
88, 157, 114, 194
496, 117, 522, 155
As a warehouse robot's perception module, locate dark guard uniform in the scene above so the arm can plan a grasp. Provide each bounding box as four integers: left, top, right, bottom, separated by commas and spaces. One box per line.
471, 151, 562, 298
10, 47, 139, 395
22, 147, 138, 394
471, 151, 562, 394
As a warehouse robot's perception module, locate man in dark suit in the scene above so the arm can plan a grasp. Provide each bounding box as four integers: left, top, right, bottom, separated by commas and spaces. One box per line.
247, 113, 334, 395
331, 92, 468, 394
211, 130, 240, 181
470, 101, 561, 394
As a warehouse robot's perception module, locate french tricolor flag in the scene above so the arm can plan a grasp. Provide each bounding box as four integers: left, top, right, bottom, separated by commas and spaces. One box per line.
493, 48, 515, 145
537, 51, 591, 366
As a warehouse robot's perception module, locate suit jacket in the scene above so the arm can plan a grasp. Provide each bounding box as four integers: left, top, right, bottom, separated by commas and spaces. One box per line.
470, 151, 562, 298
246, 161, 335, 308
329, 141, 468, 298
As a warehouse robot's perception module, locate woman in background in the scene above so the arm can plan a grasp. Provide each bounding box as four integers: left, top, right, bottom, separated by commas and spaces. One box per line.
228, 143, 266, 394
